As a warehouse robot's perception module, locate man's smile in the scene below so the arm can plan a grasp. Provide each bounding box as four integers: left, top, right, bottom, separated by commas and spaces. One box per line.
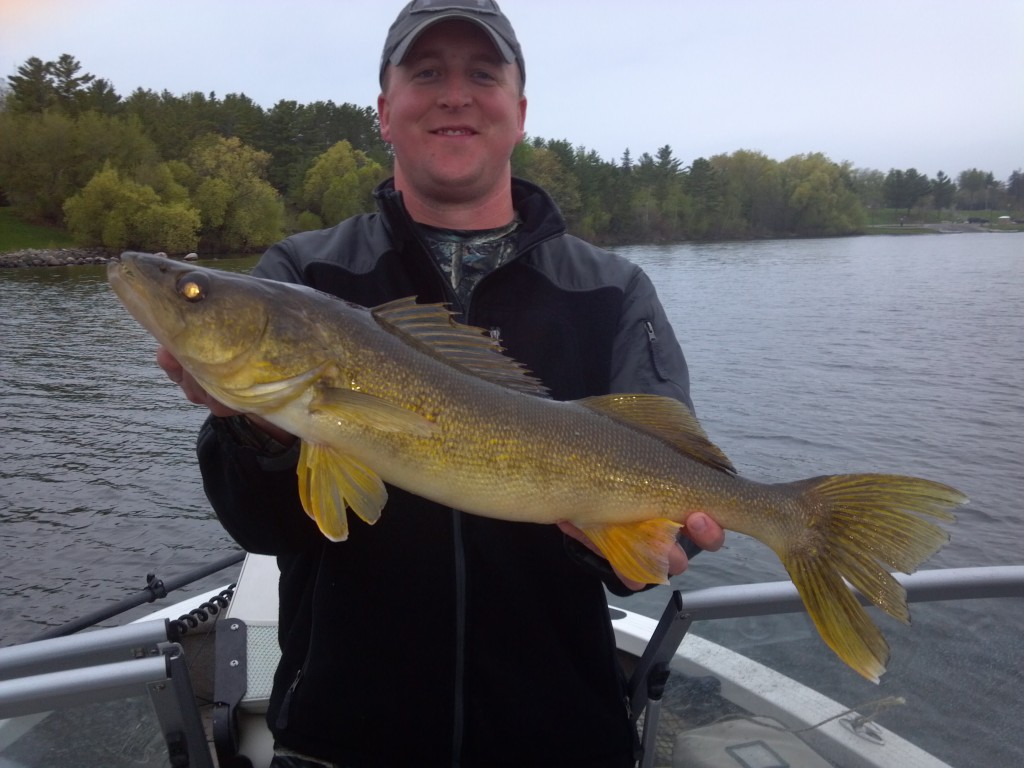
432, 126, 477, 136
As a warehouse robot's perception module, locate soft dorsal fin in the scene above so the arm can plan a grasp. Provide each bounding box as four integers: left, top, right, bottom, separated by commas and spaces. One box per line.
577, 393, 736, 474
371, 297, 549, 397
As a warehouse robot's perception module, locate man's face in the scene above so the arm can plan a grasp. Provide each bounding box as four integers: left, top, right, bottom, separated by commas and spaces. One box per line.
378, 20, 526, 207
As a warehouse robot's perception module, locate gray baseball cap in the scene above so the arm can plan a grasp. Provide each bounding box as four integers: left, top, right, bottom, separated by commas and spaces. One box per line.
380, 0, 525, 87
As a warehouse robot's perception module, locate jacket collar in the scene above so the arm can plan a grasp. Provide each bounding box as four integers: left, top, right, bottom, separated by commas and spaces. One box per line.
371, 177, 567, 257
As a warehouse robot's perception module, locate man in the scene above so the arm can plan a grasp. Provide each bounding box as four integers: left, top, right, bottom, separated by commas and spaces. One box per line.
159, 1, 724, 765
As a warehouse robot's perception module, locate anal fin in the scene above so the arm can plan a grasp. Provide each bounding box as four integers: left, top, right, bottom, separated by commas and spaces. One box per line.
577, 518, 682, 585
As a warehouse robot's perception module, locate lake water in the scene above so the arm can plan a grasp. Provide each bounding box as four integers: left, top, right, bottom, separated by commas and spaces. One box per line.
1, 233, 1022, 766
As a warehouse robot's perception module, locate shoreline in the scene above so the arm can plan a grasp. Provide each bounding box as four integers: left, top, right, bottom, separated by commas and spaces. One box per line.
1, 223, 1015, 269
0, 247, 119, 268
0, 248, 208, 269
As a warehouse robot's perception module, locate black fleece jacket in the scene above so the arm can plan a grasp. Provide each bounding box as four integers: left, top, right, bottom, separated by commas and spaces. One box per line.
197, 179, 694, 767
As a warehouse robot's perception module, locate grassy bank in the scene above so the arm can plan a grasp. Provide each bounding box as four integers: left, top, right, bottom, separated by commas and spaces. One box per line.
0, 208, 79, 252
865, 207, 1022, 226
863, 225, 937, 235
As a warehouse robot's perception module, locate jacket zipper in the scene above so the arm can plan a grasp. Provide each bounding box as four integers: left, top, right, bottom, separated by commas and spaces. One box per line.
450, 509, 467, 766
275, 544, 326, 731
406, 206, 560, 764
644, 320, 669, 381
275, 667, 303, 729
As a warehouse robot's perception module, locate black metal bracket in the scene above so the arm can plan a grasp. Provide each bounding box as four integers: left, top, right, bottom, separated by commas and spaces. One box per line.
213, 618, 252, 768
628, 589, 694, 724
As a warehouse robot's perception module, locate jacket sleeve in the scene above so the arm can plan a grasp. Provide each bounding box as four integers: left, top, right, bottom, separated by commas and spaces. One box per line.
609, 266, 694, 413
197, 416, 324, 554
251, 239, 306, 282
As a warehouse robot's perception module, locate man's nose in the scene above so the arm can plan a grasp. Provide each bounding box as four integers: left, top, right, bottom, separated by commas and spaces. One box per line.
438, 74, 472, 108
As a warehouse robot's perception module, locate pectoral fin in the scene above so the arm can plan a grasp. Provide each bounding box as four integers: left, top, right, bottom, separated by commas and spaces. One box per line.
311, 386, 438, 437
576, 518, 683, 585
297, 441, 387, 541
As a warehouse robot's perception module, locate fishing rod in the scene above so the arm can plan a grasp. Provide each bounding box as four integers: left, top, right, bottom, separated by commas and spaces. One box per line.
30, 551, 245, 642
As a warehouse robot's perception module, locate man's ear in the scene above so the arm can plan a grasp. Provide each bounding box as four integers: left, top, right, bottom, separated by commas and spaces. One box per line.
378, 92, 392, 143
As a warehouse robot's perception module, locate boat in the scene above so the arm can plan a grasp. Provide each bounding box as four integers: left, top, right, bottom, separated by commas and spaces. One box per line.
1, 553, 1021, 767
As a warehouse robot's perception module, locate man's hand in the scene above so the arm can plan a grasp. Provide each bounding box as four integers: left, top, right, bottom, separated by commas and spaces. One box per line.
155, 346, 296, 445
558, 512, 725, 592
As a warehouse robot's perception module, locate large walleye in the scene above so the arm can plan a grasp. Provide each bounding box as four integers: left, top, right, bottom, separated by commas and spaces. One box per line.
109, 252, 965, 682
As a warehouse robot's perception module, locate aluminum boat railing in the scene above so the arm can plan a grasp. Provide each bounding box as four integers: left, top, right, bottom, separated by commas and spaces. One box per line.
629, 565, 1024, 768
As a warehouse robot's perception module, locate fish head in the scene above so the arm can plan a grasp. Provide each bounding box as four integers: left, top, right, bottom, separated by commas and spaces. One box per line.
108, 252, 274, 365
108, 252, 330, 413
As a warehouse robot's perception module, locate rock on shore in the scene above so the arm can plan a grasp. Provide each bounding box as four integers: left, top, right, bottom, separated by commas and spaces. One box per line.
0, 247, 117, 268
0, 248, 201, 268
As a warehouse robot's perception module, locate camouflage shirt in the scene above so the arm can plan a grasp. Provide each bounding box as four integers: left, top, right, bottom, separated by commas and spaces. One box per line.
419, 216, 521, 307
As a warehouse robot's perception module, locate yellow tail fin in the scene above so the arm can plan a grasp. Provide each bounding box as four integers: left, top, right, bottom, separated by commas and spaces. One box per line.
781, 474, 964, 682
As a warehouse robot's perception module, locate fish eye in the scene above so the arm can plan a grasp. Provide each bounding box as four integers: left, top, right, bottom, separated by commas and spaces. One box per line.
176, 272, 209, 302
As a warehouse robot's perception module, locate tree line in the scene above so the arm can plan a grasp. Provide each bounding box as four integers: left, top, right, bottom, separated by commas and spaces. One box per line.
1, 54, 1021, 253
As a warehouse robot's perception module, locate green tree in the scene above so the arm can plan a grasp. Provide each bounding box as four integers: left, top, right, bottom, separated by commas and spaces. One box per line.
513, 142, 582, 228
572, 147, 619, 242
647, 145, 688, 240
5, 57, 54, 113
136, 160, 193, 206
0, 110, 158, 223
261, 99, 307, 193
682, 157, 722, 239
883, 168, 931, 214
216, 93, 265, 143
136, 201, 203, 252
849, 168, 886, 211
1007, 170, 1023, 211
122, 88, 221, 159
260, 99, 390, 198
711, 150, 784, 237
63, 164, 200, 251
184, 134, 284, 251
956, 168, 1000, 210
299, 140, 388, 227
780, 154, 865, 235
931, 171, 956, 210
628, 152, 660, 237
603, 149, 637, 241
80, 78, 122, 114
48, 54, 95, 115
4, 54, 102, 116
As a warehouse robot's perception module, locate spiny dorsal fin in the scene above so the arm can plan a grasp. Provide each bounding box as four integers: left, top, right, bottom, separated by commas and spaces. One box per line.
577, 393, 736, 474
372, 297, 549, 397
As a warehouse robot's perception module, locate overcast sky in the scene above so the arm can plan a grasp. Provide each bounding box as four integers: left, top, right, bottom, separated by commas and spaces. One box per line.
2, 0, 1021, 179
